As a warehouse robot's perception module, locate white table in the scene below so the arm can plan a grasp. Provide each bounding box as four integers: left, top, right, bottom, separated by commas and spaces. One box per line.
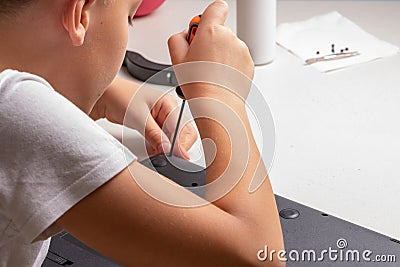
108, 0, 400, 240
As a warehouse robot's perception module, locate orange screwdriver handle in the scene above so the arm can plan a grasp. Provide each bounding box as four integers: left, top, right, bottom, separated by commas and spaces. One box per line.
187, 15, 201, 44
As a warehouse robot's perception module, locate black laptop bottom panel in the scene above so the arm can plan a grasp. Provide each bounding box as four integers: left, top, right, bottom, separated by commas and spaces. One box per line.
274, 195, 399, 266
42, 231, 121, 267
43, 195, 399, 266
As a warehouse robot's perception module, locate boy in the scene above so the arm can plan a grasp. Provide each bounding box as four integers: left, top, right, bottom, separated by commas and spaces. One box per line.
0, 0, 284, 266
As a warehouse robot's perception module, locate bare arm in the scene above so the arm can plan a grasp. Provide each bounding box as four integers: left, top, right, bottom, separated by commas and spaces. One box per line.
56, 159, 283, 267
56, 1, 284, 266
90, 77, 197, 158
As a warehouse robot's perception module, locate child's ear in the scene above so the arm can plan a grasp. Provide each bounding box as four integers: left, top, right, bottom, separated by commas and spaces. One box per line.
63, 0, 96, 46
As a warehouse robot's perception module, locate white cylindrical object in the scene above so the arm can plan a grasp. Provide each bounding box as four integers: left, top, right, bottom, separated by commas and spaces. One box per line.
237, 0, 276, 65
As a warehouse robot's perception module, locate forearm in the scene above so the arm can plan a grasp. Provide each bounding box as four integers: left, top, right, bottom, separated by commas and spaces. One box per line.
183, 84, 278, 222
90, 77, 141, 124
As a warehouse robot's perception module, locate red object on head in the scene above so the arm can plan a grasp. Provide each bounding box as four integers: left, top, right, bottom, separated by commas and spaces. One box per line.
135, 0, 166, 17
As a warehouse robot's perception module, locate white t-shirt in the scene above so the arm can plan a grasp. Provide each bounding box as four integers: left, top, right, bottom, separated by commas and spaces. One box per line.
0, 70, 137, 267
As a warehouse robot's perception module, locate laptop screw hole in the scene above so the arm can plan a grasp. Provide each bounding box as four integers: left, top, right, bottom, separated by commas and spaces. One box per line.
390, 238, 400, 245
192, 182, 199, 187
321, 213, 329, 217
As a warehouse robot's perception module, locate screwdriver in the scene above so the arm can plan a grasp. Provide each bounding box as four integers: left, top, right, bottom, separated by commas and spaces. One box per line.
169, 15, 201, 157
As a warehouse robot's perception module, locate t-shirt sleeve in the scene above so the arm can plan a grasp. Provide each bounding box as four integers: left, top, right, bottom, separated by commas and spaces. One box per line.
0, 71, 137, 244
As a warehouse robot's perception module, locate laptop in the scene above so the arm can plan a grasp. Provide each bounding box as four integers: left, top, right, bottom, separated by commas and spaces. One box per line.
42, 156, 399, 266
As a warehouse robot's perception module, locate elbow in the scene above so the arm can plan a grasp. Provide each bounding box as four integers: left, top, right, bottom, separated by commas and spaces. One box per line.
235, 224, 286, 267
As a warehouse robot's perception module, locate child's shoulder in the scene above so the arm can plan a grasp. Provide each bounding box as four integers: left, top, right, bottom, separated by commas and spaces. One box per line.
0, 69, 53, 92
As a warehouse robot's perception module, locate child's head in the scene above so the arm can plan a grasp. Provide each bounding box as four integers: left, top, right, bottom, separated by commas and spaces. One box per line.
0, 0, 141, 112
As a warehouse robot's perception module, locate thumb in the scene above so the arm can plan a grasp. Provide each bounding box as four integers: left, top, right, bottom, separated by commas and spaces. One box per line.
144, 116, 171, 155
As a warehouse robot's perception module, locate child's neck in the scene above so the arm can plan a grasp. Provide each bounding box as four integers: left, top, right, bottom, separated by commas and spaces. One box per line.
0, 36, 97, 115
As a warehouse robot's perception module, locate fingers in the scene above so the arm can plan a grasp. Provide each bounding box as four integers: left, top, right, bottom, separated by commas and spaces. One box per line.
171, 140, 191, 160
178, 122, 198, 153
153, 99, 196, 160
200, 0, 229, 27
171, 120, 197, 160
144, 116, 171, 155
168, 30, 189, 65
145, 96, 197, 160
145, 122, 192, 161
168, 0, 229, 65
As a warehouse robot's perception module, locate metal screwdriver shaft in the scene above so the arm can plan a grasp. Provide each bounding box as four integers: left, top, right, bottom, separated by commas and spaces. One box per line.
169, 86, 186, 157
